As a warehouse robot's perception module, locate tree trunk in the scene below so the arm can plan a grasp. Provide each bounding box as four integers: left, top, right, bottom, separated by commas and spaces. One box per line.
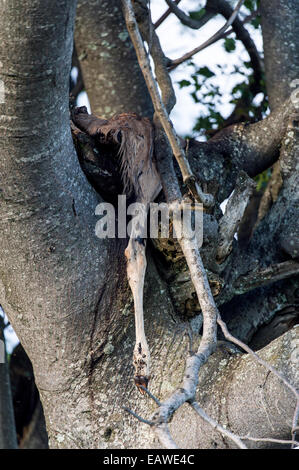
74, 0, 153, 118
260, 0, 299, 110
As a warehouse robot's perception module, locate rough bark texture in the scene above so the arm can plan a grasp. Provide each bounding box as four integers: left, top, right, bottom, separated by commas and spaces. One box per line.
74, 0, 153, 118
261, 0, 299, 110
169, 327, 299, 449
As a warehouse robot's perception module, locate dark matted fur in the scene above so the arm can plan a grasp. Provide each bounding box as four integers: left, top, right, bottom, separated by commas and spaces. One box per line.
72, 108, 153, 198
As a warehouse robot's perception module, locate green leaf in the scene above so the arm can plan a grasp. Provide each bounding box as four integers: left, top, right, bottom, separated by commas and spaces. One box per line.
196, 66, 215, 78
188, 8, 206, 21
178, 79, 191, 88
244, 0, 255, 11
224, 38, 236, 52
193, 116, 212, 132
251, 16, 261, 29
254, 168, 271, 191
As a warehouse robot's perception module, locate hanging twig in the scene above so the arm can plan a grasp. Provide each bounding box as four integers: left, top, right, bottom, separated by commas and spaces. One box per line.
122, 406, 154, 426
138, 385, 162, 406
169, 0, 245, 70
154, 0, 181, 29
190, 401, 247, 449
217, 314, 299, 444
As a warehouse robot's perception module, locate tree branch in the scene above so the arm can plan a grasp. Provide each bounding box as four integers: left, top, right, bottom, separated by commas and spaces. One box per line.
136, 4, 176, 113
217, 315, 299, 443
217, 171, 256, 263
123, 407, 154, 426
169, 0, 245, 70
190, 401, 247, 449
164, 0, 215, 30
191, 400, 298, 447
154, 0, 181, 29
207, 0, 263, 89
233, 260, 299, 295
241, 436, 298, 446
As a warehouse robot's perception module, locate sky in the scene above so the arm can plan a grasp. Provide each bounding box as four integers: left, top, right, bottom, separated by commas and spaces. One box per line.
150, 0, 262, 136
3, 1, 262, 353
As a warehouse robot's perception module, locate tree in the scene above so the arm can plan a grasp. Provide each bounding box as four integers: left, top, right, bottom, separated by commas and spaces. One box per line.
0, 0, 298, 449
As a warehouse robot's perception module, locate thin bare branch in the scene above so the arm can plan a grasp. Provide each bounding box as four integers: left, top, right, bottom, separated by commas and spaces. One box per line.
191, 401, 298, 447
154, 0, 181, 29
240, 435, 298, 446
190, 401, 247, 449
169, 0, 245, 70
217, 315, 299, 443
147, 242, 219, 446
139, 385, 162, 406
137, 7, 176, 113
212, 0, 262, 77
233, 260, 299, 295
123, 406, 154, 426
217, 315, 299, 400
154, 422, 179, 449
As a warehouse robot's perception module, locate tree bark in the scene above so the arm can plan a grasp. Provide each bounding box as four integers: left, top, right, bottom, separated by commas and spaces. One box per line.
74, 0, 153, 118
261, 0, 299, 110
169, 327, 299, 449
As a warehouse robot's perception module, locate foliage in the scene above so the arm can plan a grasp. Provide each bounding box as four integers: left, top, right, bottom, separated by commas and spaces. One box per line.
177, 0, 267, 139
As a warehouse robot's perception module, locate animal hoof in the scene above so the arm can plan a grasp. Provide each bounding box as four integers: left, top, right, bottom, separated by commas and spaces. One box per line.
134, 375, 150, 393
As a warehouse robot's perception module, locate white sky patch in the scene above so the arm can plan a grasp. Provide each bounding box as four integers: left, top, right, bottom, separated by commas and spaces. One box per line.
220, 197, 229, 214
71, 66, 79, 83
0, 306, 19, 354
77, 90, 91, 113
150, 0, 262, 137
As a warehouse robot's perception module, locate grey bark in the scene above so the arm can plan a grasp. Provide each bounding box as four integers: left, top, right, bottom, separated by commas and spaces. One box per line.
74, 0, 153, 118
169, 327, 299, 449
261, 0, 299, 110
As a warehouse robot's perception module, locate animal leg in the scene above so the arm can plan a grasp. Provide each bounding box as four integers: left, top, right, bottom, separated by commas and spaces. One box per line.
125, 211, 150, 393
